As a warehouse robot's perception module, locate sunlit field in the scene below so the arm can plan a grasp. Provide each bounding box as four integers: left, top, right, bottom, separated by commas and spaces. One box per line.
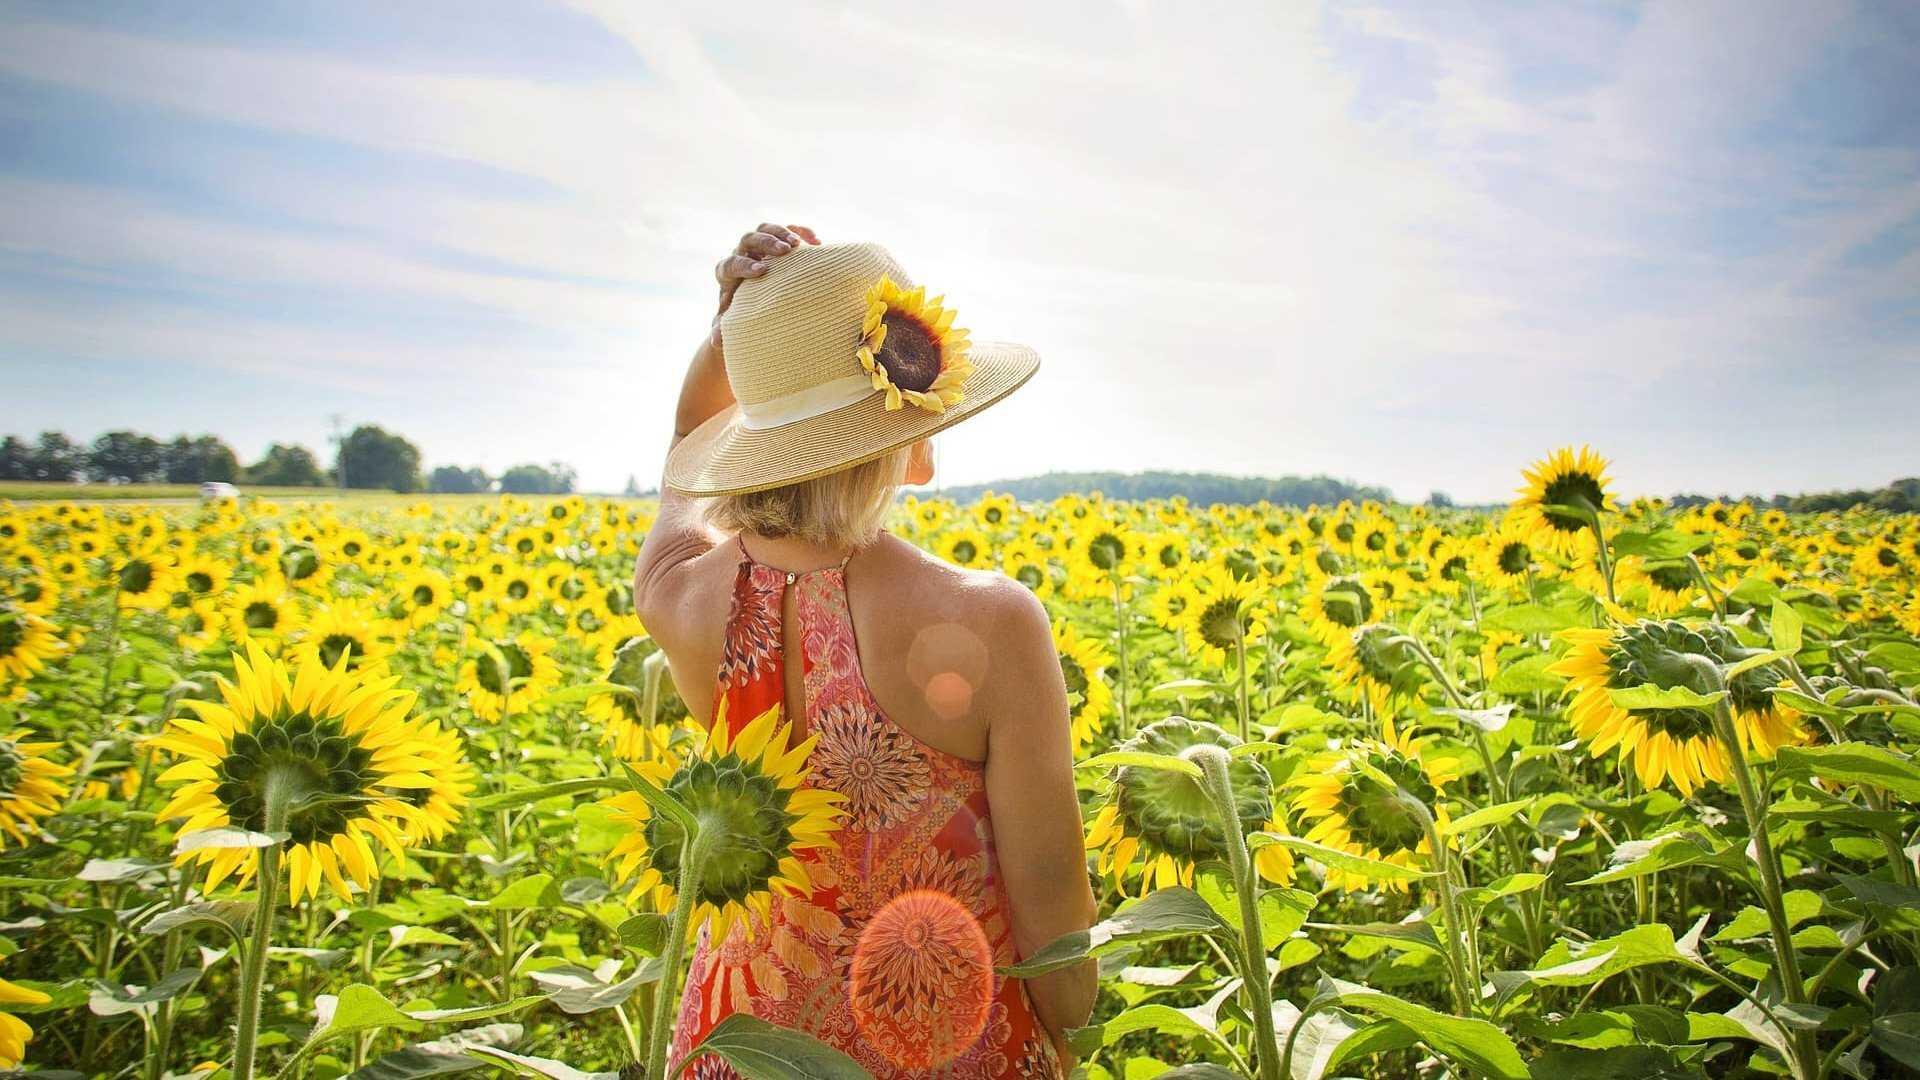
2, 446, 1918, 1079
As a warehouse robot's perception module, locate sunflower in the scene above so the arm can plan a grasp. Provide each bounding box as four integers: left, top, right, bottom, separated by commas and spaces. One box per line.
457, 633, 560, 721
973, 493, 1018, 531
153, 642, 439, 903
1851, 537, 1906, 580
1513, 445, 1614, 558
225, 578, 296, 645
1140, 531, 1192, 580
857, 275, 972, 413
1301, 574, 1375, 644
393, 568, 452, 628
0, 612, 63, 687
391, 719, 475, 843
173, 554, 231, 602
1328, 623, 1424, 715
114, 553, 178, 611
0, 738, 73, 847
1545, 620, 1800, 795
175, 598, 225, 654
1477, 516, 1537, 588
937, 528, 991, 570
1084, 717, 1292, 895
1000, 542, 1053, 597
1617, 557, 1699, 617
290, 601, 393, 676
1179, 565, 1266, 668
602, 699, 845, 943
1054, 618, 1114, 755
589, 635, 679, 761
1291, 718, 1456, 892
0, 970, 48, 1069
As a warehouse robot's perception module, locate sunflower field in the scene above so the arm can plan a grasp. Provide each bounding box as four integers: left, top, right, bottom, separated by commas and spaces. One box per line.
2, 446, 1919, 1080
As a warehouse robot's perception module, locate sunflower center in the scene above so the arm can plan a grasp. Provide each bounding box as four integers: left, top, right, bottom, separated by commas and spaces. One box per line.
1646, 563, 1693, 593
1877, 545, 1900, 569
1318, 578, 1374, 629
186, 572, 213, 594
507, 580, 530, 601
0, 617, 22, 658
951, 540, 978, 565
216, 712, 375, 844
1440, 555, 1470, 582
119, 560, 154, 595
411, 585, 437, 606
1088, 532, 1126, 571
1014, 564, 1045, 591
244, 601, 279, 631
1541, 473, 1606, 532
1497, 541, 1531, 576
875, 311, 943, 393
1314, 548, 1341, 574
1059, 654, 1089, 700
317, 633, 364, 670
476, 644, 534, 695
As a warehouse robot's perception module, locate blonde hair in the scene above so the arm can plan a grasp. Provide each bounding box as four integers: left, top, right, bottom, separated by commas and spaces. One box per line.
706, 446, 911, 548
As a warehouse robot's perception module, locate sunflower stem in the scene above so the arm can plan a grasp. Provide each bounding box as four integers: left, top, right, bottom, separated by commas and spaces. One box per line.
1192, 748, 1281, 1080
232, 767, 296, 1080
1692, 657, 1817, 1079
1233, 629, 1252, 743
1578, 505, 1618, 606
645, 822, 714, 1080
1686, 554, 1725, 620
1409, 796, 1476, 1016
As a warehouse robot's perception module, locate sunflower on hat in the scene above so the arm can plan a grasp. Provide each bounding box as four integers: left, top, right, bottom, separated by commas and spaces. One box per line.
857, 275, 972, 413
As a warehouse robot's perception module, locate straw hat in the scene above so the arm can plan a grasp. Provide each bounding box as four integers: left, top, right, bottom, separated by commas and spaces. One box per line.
664, 242, 1040, 496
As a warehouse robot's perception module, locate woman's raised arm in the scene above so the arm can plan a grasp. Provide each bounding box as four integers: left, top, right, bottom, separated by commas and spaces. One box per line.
634, 224, 818, 611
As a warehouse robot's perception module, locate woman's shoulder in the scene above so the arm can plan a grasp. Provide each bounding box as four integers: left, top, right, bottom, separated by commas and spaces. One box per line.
865, 535, 1053, 656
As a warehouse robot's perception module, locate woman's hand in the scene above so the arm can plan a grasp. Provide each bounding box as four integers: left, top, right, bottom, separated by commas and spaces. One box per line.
711, 223, 820, 347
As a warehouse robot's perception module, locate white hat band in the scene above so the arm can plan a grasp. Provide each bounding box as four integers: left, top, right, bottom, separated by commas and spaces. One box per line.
736, 373, 876, 431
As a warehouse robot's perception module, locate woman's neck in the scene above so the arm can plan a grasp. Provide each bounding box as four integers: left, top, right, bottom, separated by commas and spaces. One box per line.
738, 531, 861, 573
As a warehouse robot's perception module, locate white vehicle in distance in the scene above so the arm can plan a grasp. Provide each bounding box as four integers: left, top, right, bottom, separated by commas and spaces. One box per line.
199, 481, 240, 500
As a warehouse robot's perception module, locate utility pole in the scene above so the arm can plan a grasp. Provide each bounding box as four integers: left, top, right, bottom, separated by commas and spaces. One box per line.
330, 413, 348, 493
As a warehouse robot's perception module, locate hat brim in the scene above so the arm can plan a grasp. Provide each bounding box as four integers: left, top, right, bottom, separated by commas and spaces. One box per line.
663, 341, 1040, 497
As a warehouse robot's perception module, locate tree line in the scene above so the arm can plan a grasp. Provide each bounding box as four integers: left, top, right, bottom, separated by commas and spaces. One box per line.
0, 427, 578, 495
941, 470, 1394, 507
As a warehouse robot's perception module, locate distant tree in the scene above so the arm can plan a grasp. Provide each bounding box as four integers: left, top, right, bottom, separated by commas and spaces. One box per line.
88, 430, 167, 483
1427, 490, 1455, 509
28, 432, 84, 482
623, 474, 642, 497
941, 471, 1391, 507
428, 465, 492, 494
162, 435, 240, 483
0, 436, 31, 480
247, 443, 326, 487
498, 462, 576, 495
337, 425, 421, 492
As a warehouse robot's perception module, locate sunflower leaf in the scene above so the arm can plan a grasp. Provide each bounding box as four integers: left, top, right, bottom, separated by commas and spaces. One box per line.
670, 1013, 872, 1079
140, 900, 256, 944
1078, 750, 1203, 778
1573, 829, 1742, 886
1721, 648, 1793, 680
617, 761, 700, 836
1440, 797, 1535, 837
1769, 599, 1805, 655
345, 1024, 523, 1080
1001, 887, 1229, 978
1776, 744, 1920, 802
1304, 976, 1530, 1080
1607, 684, 1725, 711
172, 827, 288, 853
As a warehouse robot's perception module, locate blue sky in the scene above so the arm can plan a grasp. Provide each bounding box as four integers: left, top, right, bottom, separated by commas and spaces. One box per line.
1, 1, 1915, 500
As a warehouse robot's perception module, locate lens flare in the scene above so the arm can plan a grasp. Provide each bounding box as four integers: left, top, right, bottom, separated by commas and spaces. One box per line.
849, 889, 993, 1070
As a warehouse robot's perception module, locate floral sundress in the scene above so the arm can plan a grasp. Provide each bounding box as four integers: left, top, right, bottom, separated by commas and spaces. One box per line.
667, 541, 1062, 1079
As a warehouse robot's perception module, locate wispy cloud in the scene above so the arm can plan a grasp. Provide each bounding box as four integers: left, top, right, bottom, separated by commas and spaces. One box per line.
0, 1, 1914, 498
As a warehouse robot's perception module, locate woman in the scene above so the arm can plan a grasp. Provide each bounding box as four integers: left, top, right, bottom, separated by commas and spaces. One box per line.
634, 224, 1097, 1077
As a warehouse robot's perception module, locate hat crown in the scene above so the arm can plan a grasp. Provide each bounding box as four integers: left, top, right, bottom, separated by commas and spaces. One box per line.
719, 242, 912, 410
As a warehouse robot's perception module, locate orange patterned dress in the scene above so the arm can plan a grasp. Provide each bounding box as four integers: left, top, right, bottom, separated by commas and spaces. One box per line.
667, 544, 1063, 1079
